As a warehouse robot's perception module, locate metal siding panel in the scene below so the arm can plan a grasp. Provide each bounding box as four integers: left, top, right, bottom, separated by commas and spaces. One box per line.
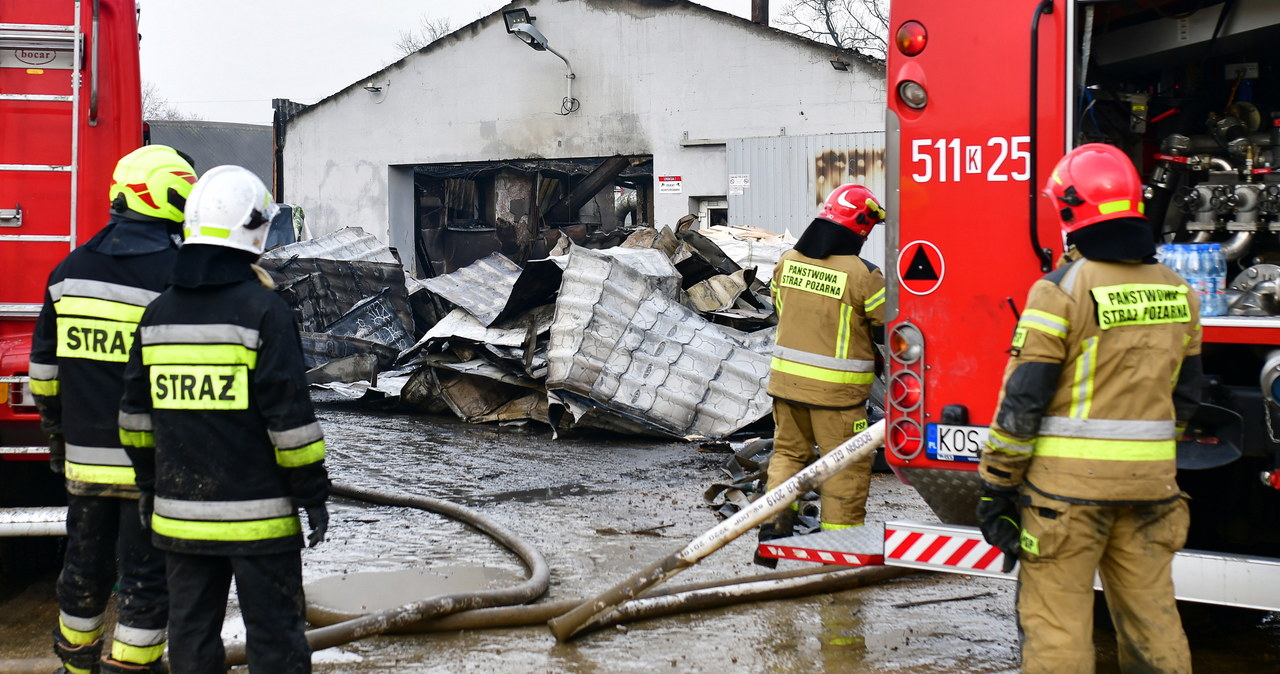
727, 132, 886, 266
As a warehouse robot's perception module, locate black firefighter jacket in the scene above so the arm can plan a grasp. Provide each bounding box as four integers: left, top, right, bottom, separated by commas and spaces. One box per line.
119, 245, 329, 556
29, 217, 180, 498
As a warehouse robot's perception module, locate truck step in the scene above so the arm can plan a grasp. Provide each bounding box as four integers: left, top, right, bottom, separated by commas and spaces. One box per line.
756, 522, 886, 567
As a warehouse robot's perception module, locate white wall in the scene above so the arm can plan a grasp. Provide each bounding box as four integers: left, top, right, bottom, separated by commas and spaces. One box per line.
281, 0, 884, 267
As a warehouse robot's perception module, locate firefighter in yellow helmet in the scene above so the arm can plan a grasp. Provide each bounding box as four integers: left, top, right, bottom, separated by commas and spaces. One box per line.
29, 145, 196, 674
976, 143, 1201, 673
756, 184, 887, 566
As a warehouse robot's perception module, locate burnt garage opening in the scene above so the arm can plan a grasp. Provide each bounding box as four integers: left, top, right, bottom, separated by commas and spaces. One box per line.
413, 155, 653, 276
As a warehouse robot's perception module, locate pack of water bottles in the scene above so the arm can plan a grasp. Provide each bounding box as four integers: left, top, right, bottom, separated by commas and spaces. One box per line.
1156, 243, 1229, 317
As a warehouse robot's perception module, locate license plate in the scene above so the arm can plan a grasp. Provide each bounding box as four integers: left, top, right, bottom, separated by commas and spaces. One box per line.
926, 424, 988, 463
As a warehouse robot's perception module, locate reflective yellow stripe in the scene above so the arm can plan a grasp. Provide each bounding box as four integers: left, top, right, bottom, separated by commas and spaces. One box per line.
150, 365, 250, 410
987, 427, 1034, 455
112, 641, 165, 665
770, 357, 875, 385
142, 343, 257, 367
54, 296, 145, 322
864, 287, 885, 313
836, 303, 852, 358
777, 260, 848, 299
1019, 309, 1068, 339
821, 522, 864, 530
55, 317, 135, 363
119, 429, 155, 448
65, 462, 136, 485
1071, 337, 1097, 419
1091, 283, 1190, 330
1171, 334, 1191, 386
1035, 435, 1176, 461
183, 225, 233, 239
151, 513, 302, 541
59, 617, 103, 645
1097, 199, 1143, 215
276, 439, 325, 468
30, 378, 59, 396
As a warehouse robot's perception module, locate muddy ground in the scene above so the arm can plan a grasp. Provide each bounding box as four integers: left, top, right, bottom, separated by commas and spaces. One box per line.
3, 394, 1280, 672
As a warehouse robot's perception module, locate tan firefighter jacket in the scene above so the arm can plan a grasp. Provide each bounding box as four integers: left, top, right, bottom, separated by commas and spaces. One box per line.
768, 249, 885, 409
979, 258, 1203, 504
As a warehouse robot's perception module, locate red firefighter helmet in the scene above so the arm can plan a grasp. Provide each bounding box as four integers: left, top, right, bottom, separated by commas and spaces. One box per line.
1043, 143, 1145, 235
817, 184, 886, 238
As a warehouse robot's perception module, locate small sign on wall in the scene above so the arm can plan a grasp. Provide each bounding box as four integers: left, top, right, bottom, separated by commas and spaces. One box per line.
728, 174, 750, 196
658, 175, 683, 194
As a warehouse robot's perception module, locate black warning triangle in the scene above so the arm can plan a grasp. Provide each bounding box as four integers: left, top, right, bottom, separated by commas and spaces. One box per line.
903, 245, 939, 281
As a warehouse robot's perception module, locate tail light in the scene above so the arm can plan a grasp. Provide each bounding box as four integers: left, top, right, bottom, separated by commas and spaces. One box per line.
889, 323, 923, 364
890, 418, 924, 460
887, 321, 927, 461
890, 371, 923, 410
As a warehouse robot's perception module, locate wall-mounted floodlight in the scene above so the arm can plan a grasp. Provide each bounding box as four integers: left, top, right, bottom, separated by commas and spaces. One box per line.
363, 81, 383, 93
503, 8, 579, 114
830, 57, 851, 71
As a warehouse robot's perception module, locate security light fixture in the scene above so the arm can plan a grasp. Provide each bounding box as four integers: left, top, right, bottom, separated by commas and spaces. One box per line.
503, 9, 579, 115
830, 57, 850, 71
503, 9, 546, 50
363, 81, 382, 93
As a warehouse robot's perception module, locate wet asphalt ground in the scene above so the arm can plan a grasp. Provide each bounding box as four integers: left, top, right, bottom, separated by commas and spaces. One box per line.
3, 394, 1280, 672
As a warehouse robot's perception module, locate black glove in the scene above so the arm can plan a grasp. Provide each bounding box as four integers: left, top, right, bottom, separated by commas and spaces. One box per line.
305, 504, 329, 547
138, 492, 154, 531
48, 435, 65, 475
975, 488, 1021, 573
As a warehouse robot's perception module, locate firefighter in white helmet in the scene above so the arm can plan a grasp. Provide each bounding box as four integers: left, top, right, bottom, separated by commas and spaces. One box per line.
119, 165, 329, 673
30, 144, 196, 674
756, 183, 887, 566
977, 143, 1201, 672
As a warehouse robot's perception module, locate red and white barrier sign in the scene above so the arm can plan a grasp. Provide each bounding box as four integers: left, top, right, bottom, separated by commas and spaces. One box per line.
884, 521, 1014, 578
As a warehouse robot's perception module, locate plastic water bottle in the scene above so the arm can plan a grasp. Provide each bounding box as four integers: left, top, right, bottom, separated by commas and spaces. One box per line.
1188, 244, 1211, 316
1163, 244, 1184, 290
1207, 243, 1228, 316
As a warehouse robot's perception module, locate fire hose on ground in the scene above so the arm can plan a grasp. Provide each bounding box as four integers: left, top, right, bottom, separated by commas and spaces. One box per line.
0, 419, 910, 670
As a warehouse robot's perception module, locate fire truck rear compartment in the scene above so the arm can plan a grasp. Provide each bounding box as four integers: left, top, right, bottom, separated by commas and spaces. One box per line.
1074, 0, 1280, 556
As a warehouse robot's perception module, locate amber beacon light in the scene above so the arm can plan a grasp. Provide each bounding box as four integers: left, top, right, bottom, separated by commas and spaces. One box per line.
896, 20, 927, 56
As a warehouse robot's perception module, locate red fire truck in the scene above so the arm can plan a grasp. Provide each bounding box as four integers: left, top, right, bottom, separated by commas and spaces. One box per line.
0, 0, 143, 544
763, 0, 1280, 611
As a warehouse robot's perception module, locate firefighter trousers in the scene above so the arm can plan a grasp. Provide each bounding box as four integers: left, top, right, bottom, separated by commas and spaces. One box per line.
766, 399, 872, 528
1016, 492, 1191, 673
166, 549, 310, 674
56, 493, 167, 667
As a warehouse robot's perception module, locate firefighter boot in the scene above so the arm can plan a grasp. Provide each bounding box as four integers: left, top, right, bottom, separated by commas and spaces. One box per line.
53, 626, 103, 674
753, 508, 799, 568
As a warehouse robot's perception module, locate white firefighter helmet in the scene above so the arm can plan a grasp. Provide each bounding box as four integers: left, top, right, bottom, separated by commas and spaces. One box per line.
182, 165, 279, 254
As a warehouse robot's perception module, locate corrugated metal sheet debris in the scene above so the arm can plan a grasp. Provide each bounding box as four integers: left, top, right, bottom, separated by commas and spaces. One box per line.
546, 246, 774, 439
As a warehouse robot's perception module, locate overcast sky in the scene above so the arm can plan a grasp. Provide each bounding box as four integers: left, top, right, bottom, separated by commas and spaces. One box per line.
138, 0, 773, 125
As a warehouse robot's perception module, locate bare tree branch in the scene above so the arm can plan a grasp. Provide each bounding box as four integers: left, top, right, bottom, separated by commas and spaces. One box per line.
394, 15, 454, 56
142, 81, 202, 121
777, 0, 889, 61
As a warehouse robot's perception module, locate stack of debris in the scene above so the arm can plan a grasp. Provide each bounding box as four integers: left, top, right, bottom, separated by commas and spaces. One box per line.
264, 223, 799, 440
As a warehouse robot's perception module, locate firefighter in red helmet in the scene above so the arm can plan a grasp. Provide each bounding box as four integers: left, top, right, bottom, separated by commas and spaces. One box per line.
976, 143, 1201, 672
756, 183, 887, 566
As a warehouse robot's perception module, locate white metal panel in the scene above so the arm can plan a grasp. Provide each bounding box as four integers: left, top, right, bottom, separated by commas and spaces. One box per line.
727, 132, 887, 267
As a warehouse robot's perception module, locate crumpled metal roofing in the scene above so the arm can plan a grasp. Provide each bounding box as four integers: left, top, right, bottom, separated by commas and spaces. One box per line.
546, 246, 774, 439
261, 227, 399, 264
419, 253, 523, 327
